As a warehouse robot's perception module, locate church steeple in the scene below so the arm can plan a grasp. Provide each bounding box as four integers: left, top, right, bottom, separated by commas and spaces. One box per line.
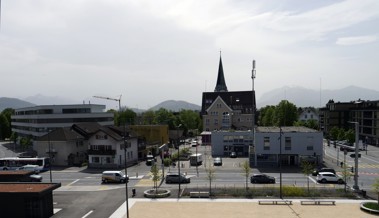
214, 53, 228, 92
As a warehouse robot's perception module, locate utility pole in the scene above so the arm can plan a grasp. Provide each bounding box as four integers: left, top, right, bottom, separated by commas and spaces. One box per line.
278, 127, 283, 199
251, 60, 257, 167
349, 121, 359, 190
93, 95, 129, 218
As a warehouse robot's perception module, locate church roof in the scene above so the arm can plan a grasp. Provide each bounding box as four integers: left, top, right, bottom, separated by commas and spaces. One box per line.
201, 90, 255, 115
214, 55, 228, 92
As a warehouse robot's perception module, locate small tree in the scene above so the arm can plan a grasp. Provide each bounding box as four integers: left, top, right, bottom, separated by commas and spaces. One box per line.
241, 160, 251, 192
205, 164, 216, 196
372, 178, 379, 205
150, 164, 161, 194
301, 161, 314, 195
340, 161, 353, 193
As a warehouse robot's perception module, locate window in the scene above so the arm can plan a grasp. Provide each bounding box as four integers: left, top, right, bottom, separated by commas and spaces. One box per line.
307, 136, 314, 150
264, 137, 270, 150
92, 157, 100, 163
214, 119, 218, 125
285, 137, 291, 150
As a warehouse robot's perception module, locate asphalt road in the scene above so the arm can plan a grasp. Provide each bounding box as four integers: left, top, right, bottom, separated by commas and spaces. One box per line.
1, 140, 378, 217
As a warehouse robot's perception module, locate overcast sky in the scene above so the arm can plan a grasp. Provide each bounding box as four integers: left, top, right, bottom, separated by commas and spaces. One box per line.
1, 0, 378, 110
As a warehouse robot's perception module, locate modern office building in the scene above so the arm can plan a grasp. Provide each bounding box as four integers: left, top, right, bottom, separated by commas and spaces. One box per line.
11, 104, 114, 138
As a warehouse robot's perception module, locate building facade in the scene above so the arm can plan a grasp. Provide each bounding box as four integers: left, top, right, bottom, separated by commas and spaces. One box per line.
251, 126, 323, 167
211, 131, 253, 158
319, 99, 379, 146
11, 104, 114, 138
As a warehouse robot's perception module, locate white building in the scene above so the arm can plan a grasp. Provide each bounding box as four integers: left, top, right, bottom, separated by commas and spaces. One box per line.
87, 127, 138, 168
11, 104, 114, 138
210, 126, 323, 167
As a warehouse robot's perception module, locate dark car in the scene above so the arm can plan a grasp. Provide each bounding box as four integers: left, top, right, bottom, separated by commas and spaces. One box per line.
213, 157, 222, 166
312, 168, 336, 176
230, 152, 237, 158
250, 174, 275, 184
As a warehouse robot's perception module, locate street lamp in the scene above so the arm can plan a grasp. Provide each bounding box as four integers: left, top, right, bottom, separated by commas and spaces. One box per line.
46, 129, 53, 183
278, 126, 283, 199
348, 121, 359, 190
123, 124, 129, 218
177, 124, 182, 198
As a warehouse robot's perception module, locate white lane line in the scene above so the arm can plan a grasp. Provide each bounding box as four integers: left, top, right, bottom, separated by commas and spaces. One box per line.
308, 176, 317, 184
82, 210, 94, 218
67, 179, 80, 186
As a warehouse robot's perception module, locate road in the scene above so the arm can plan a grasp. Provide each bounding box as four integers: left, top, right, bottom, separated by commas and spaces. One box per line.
323, 141, 379, 190
1, 140, 378, 217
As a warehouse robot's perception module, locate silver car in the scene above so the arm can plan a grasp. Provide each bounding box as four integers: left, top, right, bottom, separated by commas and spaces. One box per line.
316, 172, 344, 184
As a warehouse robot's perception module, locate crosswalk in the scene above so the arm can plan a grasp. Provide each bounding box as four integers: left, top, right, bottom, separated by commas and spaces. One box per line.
357, 164, 379, 169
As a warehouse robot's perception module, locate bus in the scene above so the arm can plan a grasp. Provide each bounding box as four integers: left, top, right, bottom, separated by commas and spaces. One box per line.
0, 157, 50, 171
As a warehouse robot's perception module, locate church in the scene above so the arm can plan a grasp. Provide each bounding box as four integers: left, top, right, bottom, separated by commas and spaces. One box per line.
201, 55, 256, 132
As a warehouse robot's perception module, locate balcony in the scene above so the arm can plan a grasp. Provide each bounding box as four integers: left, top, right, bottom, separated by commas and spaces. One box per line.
87, 149, 116, 156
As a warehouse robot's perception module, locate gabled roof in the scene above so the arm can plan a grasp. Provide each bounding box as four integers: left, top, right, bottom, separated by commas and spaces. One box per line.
36, 127, 85, 142
92, 127, 123, 141
205, 96, 233, 113
71, 122, 103, 137
201, 90, 255, 115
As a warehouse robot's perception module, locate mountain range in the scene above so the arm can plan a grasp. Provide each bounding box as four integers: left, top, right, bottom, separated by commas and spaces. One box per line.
1, 86, 379, 112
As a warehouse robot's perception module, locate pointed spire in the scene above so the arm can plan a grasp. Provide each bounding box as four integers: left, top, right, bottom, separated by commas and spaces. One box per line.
214, 52, 228, 92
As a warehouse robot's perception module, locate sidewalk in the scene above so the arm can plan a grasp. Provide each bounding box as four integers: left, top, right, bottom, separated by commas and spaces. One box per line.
110, 198, 378, 218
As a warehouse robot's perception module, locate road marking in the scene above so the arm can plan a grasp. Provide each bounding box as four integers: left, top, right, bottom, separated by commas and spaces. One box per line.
82, 210, 93, 218
308, 176, 317, 184
67, 179, 80, 186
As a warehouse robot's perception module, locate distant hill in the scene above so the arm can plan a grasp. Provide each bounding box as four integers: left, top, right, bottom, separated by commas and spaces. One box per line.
257, 85, 379, 108
0, 97, 36, 112
148, 100, 201, 112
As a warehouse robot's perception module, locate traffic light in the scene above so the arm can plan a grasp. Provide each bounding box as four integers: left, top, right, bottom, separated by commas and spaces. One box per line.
351, 167, 354, 173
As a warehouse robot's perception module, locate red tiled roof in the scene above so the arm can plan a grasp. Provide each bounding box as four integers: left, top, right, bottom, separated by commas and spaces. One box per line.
0, 183, 60, 193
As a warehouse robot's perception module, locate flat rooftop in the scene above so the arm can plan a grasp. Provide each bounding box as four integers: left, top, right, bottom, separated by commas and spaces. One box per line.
256, 126, 319, 133
0, 183, 61, 193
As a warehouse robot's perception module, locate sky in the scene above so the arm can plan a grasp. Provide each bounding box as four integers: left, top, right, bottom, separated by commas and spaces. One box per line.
0, 0, 378, 110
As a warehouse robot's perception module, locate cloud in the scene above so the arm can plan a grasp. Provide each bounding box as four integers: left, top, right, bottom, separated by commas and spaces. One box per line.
336, 35, 378, 45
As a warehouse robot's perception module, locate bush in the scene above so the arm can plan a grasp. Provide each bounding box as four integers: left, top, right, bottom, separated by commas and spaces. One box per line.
282, 186, 305, 197
163, 158, 172, 167
363, 202, 379, 210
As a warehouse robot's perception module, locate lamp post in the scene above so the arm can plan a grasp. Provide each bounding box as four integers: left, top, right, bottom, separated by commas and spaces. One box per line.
123, 124, 129, 218
278, 126, 283, 199
46, 129, 52, 183
177, 124, 182, 198
349, 121, 359, 190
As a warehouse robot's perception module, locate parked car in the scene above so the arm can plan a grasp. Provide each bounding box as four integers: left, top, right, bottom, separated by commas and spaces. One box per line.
316, 172, 344, 184
230, 152, 237, 158
213, 157, 222, 166
17, 164, 40, 174
101, 171, 128, 183
250, 174, 275, 184
165, 173, 190, 184
29, 174, 43, 182
312, 168, 336, 176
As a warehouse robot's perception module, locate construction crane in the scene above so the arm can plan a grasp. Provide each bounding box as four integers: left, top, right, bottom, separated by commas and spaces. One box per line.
93, 95, 122, 111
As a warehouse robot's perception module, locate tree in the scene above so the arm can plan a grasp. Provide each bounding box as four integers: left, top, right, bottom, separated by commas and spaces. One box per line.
301, 160, 314, 195
258, 105, 275, 126
142, 110, 156, 124
155, 108, 176, 128
150, 163, 161, 194
0, 108, 14, 140
273, 100, 298, 126
344, 129, 355, 144
205, 164, 216, 196
241, 160, 251, 192
372, 178, 379, 205
340, 160, 353, 193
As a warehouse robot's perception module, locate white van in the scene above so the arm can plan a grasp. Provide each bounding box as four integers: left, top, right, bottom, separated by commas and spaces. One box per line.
101, 171, 128, 183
